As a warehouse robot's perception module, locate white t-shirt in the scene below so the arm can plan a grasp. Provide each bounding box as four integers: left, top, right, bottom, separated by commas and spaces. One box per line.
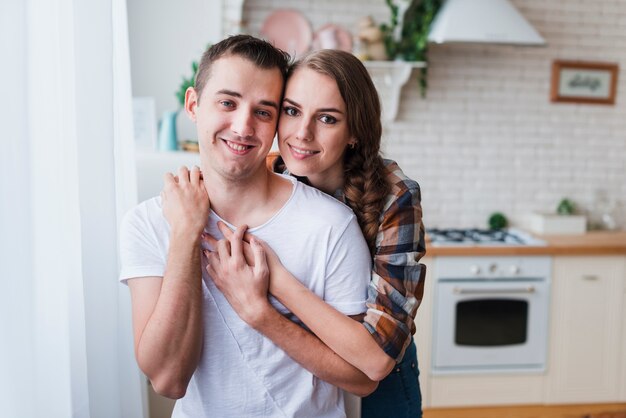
119, 175, 371, 418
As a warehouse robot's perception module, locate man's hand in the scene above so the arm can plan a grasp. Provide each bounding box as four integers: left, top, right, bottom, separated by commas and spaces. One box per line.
161, 166, 209, 236
203, 223, 271, 326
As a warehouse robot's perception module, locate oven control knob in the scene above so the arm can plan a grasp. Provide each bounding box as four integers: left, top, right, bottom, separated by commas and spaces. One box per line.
488, 263, 498, 273
509, 265, 520, 275
470, 265, 481, 275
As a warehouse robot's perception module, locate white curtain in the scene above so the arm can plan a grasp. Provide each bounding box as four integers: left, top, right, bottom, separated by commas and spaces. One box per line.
0, 0, 144, 416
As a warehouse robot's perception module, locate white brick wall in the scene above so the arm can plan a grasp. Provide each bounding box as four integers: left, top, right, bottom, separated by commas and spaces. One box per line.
225, 0, 626, 230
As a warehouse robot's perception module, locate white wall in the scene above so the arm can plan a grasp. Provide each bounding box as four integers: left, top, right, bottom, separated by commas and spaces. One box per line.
127, 0, 223, 142
237, 0, 626, 230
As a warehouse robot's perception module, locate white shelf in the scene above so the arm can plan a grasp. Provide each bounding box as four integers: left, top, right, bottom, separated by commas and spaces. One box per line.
363, 61, 426, 123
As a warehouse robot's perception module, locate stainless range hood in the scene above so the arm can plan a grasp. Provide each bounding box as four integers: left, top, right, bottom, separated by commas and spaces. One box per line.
428, 0, 546, 46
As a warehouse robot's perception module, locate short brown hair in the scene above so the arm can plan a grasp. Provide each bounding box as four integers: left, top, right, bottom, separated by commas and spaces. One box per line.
194, 35, 291, 101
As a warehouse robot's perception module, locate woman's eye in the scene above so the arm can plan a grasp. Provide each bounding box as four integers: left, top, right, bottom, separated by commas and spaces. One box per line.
283, 106, 299, 117
319, 114, 337, 124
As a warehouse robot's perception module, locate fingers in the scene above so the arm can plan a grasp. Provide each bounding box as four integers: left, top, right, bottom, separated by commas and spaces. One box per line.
229, 225, 248, 264
201, 232, 217, 251
216, 237, 231, 260
217, 221, 234, 239
203, 249, 219, 279
178, 166, 190, 184
190, 165, 201, 186
218, 220, 254, 244
251, 237, 269, 278
163, 172, 176, 186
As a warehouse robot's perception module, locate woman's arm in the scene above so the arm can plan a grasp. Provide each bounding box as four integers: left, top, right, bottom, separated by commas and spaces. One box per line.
267, 162, 427, 373
204, 225, 378, 396
363, 165, 427, 362
268, 263, 396, 381
212, 222, 395, 381
244, 302, 379, 397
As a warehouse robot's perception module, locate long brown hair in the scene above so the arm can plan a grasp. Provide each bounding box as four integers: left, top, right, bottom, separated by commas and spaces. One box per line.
289, 50, 390, 255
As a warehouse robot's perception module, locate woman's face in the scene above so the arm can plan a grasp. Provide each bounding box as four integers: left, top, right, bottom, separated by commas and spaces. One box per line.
278, 68, 355, 190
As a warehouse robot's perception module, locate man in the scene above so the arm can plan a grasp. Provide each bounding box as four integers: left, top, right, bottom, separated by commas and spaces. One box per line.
119, 35, 375, 418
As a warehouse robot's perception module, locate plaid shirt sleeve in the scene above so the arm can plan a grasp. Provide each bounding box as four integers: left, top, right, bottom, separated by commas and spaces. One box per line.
362, 160, 427, 362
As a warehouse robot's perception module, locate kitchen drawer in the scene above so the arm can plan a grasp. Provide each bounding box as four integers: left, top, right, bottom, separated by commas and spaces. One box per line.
429, 374, 545, 407
622, 302, 626, 402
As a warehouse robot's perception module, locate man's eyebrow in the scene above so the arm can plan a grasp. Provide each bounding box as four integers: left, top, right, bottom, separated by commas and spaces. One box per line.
217, 89, 278, 111
216, 89, 242, 98
283, 98, 344, 115
260, 100, 279, 111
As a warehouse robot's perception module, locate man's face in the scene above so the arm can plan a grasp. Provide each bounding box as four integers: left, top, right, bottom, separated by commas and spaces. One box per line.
185, 55, 283, 182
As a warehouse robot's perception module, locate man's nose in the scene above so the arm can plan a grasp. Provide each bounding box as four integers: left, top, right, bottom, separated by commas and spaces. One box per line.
231, 110, 255, 139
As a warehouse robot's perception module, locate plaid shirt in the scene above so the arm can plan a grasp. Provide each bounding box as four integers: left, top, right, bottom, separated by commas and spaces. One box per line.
273, 156, 426, 362
357, 159, 426, 362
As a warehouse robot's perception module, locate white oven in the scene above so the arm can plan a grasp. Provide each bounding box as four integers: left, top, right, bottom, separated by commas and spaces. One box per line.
432, 256, 551, 373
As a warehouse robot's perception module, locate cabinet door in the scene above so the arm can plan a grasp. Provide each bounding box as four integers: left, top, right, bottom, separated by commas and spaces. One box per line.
415, 257, 434, 408
622, 300, 626, 402
546, 256, 625, 403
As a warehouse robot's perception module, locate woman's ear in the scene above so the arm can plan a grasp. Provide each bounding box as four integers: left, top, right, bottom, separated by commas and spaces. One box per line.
348, 139, 357, 149
184, 87, 199, 122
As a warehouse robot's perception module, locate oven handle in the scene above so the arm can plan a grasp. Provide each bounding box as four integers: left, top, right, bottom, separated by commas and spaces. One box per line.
453, 286, 536, 294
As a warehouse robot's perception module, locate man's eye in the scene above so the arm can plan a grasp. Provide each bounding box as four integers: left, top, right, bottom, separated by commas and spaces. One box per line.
220, 100, 234, 108
283, 106, 299, 117
319, 115, 337, 124
256, 109, 271, 118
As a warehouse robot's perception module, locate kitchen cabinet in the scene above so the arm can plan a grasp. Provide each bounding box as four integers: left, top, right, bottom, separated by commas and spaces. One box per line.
545, 256, 626, 403
415, 257, 434, 407
420, 251, 626, 408
622, 297, 626, 402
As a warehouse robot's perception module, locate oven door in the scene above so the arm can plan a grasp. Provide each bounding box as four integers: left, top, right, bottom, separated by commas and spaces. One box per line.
433, 278, 550, 372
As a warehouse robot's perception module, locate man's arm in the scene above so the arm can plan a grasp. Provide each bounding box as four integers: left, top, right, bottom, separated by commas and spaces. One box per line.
124, 166, 209, 399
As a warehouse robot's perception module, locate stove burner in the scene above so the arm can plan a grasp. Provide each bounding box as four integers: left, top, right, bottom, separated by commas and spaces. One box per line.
426, 228, 544, 246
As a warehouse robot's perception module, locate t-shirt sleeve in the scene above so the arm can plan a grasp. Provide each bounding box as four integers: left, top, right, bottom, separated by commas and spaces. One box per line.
118, 203, 167, 284
322, 215, 371, 316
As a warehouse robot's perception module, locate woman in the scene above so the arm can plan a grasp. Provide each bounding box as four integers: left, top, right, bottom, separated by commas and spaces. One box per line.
209, 49, 426, 418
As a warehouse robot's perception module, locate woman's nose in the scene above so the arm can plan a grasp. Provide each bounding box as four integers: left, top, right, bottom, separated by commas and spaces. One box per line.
295, 119, 313, 142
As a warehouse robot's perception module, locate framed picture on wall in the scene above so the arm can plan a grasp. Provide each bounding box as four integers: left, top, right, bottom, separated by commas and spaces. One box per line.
551, 61, 619, 105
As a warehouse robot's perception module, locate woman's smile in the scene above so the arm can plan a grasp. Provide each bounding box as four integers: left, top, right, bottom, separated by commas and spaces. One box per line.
288, 144, 319, 159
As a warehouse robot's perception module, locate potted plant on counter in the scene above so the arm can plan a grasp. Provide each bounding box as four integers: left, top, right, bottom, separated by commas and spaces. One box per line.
529, 198, 587, 235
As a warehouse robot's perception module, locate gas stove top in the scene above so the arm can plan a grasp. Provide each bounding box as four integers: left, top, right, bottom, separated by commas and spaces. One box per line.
426, 228, 546, 246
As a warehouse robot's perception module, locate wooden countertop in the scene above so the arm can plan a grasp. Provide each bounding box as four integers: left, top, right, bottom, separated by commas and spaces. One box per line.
426, 231, 626, 256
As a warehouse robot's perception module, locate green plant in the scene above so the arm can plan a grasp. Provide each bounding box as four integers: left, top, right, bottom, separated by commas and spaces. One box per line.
488, 212, 508, 230
556, 198, 575, 215
175, 60, 199, 109
380, 0, 442, 96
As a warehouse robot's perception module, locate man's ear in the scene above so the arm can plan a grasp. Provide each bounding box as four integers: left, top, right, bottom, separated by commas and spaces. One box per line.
184, 87, 199, 122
